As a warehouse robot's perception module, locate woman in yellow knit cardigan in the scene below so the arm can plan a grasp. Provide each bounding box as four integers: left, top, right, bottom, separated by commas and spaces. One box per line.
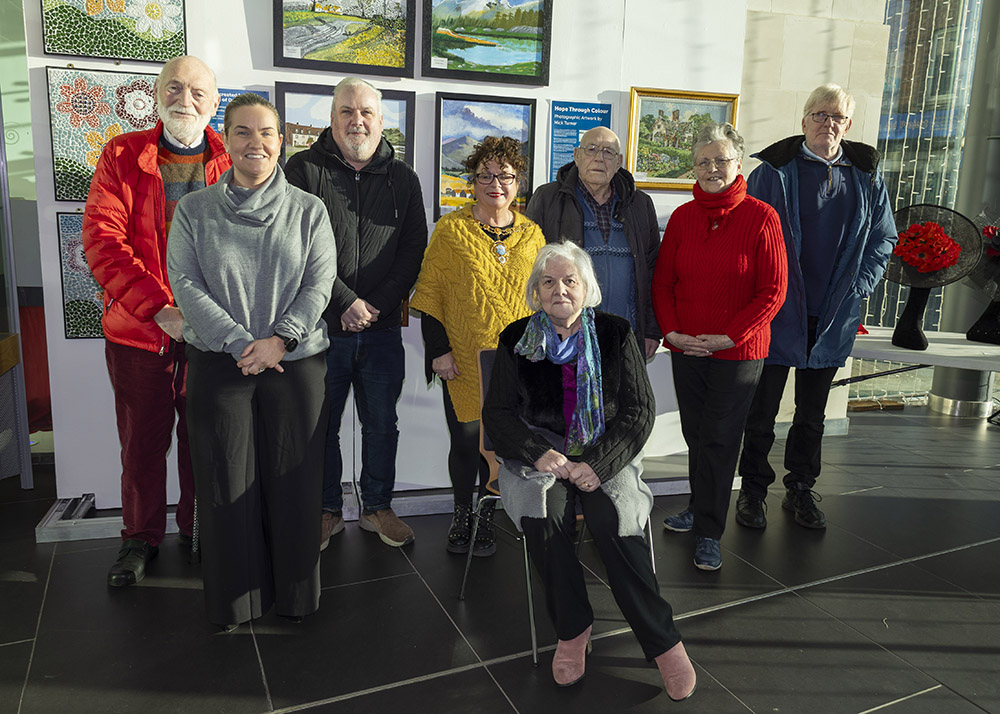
411, 136, 544, 556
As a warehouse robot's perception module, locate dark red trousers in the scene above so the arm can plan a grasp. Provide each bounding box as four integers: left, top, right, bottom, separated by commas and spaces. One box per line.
105, 339, 194, 545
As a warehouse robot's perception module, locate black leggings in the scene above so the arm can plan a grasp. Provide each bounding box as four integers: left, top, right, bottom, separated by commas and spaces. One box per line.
442, 382, 490, 504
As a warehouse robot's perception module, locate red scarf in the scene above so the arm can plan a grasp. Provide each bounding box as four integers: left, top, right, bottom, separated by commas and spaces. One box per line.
692, 173, 747, 227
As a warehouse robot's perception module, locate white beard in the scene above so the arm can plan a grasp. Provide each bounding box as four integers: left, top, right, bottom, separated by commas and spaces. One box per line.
158, 104, 211, 146
341, 131, 379, 162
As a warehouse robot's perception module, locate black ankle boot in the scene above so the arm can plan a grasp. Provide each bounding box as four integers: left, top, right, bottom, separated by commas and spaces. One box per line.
447, 501, 473, 554
473, 500, 497, 557
967, 300, 1000, 345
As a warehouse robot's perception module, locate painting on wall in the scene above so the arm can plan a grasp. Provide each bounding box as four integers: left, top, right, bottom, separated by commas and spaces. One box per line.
422, 0, 552, 86
625, 87, 739, 191
275, 81, 415, 167
273, 0, 415, 77
434, 92, 535, 221
46, 66, 159, 202
41, 0, 186, 63
57, 212, 104, 339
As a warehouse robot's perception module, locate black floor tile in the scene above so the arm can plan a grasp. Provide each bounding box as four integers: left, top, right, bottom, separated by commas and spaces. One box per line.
0, 640, 30, 714
0, 538, 54, 644
914, 540, 1000, 602
319, 520, 415, 588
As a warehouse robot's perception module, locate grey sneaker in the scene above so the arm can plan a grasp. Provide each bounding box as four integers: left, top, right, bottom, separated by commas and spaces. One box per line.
360, 508, 414, 547
663, 508, 694, 533
320, 512, 344, 552
694, 536, 722, 571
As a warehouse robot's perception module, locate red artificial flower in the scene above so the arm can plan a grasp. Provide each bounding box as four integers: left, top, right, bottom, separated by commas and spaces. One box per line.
894, 221, 962, 273
984, 225, 1000, 259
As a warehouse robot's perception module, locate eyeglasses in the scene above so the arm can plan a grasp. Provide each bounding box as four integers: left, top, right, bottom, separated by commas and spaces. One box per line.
475, 172, 517, 186
808, 112, 850, 126
581, 144, 619, 161
694, 157, 738, 171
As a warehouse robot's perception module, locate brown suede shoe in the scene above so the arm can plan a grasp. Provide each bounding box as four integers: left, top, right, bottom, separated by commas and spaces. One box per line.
359, 508, 414, 547
552, 625, 592, 687
655, 641, 696, 701
321, 512, 344, 552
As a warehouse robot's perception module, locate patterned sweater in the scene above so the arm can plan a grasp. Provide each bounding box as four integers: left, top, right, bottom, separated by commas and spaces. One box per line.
410, 205, 545, 422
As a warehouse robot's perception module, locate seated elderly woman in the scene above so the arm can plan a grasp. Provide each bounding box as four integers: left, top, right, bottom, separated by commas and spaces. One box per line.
653, 122, 787, 572
482, 242, 696, 701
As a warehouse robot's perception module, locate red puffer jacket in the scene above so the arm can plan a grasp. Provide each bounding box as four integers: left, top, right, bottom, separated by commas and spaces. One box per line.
82, 121, 231, 354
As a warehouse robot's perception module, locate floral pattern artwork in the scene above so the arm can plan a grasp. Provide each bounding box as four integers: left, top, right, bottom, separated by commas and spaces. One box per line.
47, 67, 157, 202
42, 0, 186, 63
57, 213, 104, 339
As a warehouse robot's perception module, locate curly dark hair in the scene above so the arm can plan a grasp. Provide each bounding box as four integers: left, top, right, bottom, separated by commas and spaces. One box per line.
461, 136, 529, 185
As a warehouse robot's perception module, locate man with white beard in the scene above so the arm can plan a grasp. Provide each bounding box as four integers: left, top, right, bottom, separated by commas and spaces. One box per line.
285, 77, 426, 550
83, 55, 231, 587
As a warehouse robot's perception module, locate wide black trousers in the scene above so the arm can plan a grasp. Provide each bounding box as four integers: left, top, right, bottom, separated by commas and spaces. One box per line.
521, 479, 682, 661
671, 353, 764, 540
186, 347, 328, 626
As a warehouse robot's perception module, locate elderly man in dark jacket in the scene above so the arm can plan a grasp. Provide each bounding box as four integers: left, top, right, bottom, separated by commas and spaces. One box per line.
527, 127, 662, 359
735, 84, 897, 532
285, 77, 427, 550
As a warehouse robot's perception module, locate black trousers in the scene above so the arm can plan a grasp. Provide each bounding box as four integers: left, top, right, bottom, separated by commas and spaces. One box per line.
442, 382, 490, 505
671, 354, 764, 540
186, 347, 328, 626
521, 479, 682, 661
738, 316, 839, 497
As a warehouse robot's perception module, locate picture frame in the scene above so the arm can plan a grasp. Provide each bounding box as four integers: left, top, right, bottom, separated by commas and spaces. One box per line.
41, 0, 186, 64
625, 87, 740, 192
273, 0, 415, 78
422, 0, 552, 86
274, 81, 415, 168
434, 91, 536, 221
56, 212, 104, 339
46, 66, 159, 202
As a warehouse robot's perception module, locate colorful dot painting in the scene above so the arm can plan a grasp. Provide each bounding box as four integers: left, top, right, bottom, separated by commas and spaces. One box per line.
47, 66, 158, 202
42, 0, 186, 63
57, 213, 104, 339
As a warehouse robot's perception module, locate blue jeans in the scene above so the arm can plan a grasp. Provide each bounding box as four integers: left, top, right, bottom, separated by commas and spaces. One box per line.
323, 326, 404, 513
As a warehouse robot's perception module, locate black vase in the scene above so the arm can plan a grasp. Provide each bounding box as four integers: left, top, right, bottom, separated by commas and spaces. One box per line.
892, 286, 931, 350
967, 300, 1000, 345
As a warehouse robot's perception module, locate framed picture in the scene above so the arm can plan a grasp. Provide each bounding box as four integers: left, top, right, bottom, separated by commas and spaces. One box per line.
56, 212, 104, 339
625, 87, 739, 192
422, 0, 552, 86
46, 66, 159, 202
41, 0, 186, 63
273, 0, 415, 78
434, 92, 536, 221
274, 81, 415, 167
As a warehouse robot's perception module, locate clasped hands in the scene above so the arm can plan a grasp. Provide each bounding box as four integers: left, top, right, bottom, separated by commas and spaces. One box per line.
340, 299, 380, 333
236, 336, 286, 377
665, 331, 735, 357
534, 449, 601, 491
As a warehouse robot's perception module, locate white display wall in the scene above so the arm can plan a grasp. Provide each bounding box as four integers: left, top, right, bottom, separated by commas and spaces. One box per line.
23, 0, 748, 506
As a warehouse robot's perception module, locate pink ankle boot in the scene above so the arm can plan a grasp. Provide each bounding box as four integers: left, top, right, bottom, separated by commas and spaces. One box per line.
552, 625, 593, 686
655, 641, 696, 701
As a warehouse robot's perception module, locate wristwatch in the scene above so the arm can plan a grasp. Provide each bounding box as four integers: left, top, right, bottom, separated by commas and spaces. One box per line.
275, 332, 298, 352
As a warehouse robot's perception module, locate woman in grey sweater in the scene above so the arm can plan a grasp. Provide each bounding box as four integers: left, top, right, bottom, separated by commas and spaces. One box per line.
167, 94, 336, 630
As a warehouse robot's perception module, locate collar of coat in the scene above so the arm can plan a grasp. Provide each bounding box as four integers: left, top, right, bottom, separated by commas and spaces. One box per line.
313, 126, 395, 174
753, 135, 880, 173
554, 161, 638, 215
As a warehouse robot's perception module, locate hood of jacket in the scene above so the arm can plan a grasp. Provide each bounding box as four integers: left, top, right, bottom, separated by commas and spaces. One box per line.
553, 161, 639, 218
753, 135, 881, 173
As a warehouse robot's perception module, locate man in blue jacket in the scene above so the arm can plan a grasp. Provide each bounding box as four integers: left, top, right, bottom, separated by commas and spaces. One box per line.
735, 84, 897, 530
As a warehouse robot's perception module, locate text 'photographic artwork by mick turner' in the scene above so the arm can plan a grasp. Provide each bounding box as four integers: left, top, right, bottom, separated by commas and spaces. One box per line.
46, 66, 158, 202
57, 213, 104, 339
41, 0, 186, 63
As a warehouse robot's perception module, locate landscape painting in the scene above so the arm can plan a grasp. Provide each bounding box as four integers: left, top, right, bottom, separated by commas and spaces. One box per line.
434, 92, 535, 221
274, 0, 415, 77
625, 87, 739, 191
422, 0, 552, 86
275, 82, 414, 167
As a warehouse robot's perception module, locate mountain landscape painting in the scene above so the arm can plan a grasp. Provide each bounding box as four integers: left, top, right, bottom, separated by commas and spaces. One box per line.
275, 0, 415, 76
434, 92, 536, 220
423, 0, 551, 85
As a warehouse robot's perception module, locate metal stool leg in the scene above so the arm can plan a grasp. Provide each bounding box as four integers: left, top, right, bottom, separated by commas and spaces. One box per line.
522, 535, 538, 666
459, 495, 497, 600
190, 497, 201, 564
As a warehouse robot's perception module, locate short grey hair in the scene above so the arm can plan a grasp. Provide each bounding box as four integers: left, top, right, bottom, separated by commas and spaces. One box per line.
691, 122, 744, 161
803, 83, 855, 118
525, 242, 603, 311
331, 77, 383, 116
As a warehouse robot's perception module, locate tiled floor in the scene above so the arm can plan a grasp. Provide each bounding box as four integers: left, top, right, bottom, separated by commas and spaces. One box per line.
2, 407, 999, 714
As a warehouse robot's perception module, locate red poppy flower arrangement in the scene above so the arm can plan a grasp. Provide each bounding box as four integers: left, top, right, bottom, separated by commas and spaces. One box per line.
984, 225, 1000, 259
894, 221, 962, 273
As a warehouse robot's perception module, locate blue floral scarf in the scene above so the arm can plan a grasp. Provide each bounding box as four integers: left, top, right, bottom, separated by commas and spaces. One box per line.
514, 308, 605, 455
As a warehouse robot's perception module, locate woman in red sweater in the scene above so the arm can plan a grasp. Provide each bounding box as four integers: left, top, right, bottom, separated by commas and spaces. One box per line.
652, 122, 787, 571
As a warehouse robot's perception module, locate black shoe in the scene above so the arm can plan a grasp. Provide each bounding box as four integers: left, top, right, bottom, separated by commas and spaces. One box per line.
473, 500, 497, 557
447, 501, 474, 554
782, 487, 826, 529
107, 539, 159, 587
735, 490, 767, 529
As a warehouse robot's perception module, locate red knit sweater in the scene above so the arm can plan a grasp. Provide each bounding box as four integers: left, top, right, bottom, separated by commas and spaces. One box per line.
652, 175, 787, 361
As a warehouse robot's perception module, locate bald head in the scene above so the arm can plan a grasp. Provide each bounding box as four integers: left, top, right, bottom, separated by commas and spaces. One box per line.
155, 55, 220, 145
573, 126, 623, 198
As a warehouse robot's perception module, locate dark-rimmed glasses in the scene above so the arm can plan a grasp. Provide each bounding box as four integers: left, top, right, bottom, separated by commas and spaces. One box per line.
808, 112, 850, 126
475, 172, 517, 186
